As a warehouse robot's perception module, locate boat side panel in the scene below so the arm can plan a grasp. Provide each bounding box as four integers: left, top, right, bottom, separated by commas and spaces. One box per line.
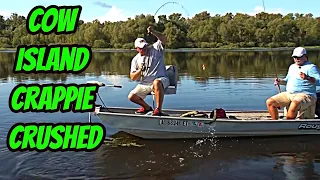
96, 113, 320, 139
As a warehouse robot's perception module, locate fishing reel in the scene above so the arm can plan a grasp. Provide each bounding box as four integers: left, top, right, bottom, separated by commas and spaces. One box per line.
140, 63, 151, 80
141, 63, 150, 73
141, 63, 146, 71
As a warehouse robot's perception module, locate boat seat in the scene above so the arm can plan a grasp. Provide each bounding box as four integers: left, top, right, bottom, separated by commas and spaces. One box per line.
149, 65, 178, 109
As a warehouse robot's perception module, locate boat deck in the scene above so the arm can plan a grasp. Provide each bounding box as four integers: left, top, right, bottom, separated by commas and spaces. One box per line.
97, 106, 311, 120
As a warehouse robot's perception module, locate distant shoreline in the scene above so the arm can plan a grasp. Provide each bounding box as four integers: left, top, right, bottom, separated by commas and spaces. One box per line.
1, 46, 320, 53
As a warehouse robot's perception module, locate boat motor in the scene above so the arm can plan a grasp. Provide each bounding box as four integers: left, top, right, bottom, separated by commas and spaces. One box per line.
315, 92, 320, 118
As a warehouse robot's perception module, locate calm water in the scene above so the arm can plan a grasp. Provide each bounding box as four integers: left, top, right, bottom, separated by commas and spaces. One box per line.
1, 50, 320, 179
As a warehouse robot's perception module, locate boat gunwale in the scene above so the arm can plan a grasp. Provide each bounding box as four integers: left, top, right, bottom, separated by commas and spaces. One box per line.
96, 106, 281, 113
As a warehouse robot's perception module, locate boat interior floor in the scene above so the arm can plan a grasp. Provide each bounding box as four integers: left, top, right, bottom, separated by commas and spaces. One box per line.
97, 106, 320, 120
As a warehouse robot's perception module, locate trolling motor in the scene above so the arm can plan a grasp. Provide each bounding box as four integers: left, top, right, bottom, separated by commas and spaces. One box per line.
86, 81, 122, 123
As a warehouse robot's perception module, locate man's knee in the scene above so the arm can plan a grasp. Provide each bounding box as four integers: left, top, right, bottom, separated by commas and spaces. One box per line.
289, 100, 301, 111
128, 93, 140, 101
128, 93, 134, 101
153, 80, 163, 90
266, 98, 279, 107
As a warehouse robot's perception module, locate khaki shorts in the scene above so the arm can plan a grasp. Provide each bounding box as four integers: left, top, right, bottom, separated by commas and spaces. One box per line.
271, 92, 317, 118
129, 77, 170, 99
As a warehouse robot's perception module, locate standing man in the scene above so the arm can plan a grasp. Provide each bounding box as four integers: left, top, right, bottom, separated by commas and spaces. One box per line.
128, 26, 170, 116
266, 47, 320, 120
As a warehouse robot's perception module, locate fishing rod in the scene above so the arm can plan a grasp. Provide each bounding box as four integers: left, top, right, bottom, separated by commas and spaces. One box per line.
148, 1, 189, 30
272, 52, 281, 93
261, 0, 281, 93
147, 1, 190, 38
262, 0, 284, 114
154, 1, 190, 18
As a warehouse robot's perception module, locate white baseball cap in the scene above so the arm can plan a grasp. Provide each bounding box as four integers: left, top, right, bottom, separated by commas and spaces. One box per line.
292, 47, 307, 57
134, 38, 148, 48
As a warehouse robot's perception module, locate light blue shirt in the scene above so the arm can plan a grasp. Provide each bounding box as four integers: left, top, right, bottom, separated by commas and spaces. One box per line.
283, 61, 320, 97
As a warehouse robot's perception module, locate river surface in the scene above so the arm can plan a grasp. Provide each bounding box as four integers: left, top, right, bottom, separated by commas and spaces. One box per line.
1, 50, 320, 179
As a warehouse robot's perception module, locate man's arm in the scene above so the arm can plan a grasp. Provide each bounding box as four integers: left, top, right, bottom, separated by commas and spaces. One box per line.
305, 65, 320, 85
275, 75, 288, 86
148, 26, 167, 44
279, 79, 287, 85
130, 58, 143, 81
278, 66, 292, 85
130, 68, 142, 81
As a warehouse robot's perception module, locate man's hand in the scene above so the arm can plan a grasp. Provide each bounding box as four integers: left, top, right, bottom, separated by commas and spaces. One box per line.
299, 72, 308, 80
138, 63, 146, 71
147, 25, 167, 44
147, 26, 153, 34
138, 63, 143, 71
300, 72, 315, 83
274, 78, 280, 86
130, 64, 144, 81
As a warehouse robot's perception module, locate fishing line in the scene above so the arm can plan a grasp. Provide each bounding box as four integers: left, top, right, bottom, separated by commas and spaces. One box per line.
261, 0, 281, 93
262, 0, 266, 12
263, 0, 283, 114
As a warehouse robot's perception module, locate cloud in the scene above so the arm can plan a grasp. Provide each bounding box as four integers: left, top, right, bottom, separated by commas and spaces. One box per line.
94, 1, 112, 9
0, 10, 31, 19
252, 6, 283, 15
254, 6, 265, 13
0, 11, 13, 19
93, 6, 130, 22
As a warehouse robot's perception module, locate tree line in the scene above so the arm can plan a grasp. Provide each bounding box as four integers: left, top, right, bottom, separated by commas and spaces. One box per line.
3, 50, 320, 82
0, 11, 319, 49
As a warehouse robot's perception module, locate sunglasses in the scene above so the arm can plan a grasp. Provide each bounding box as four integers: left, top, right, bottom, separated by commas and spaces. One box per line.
293, 55, 304, 59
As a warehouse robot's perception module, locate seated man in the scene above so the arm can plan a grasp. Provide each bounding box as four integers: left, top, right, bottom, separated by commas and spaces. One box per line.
266, 47, 320, 120
128, 26, 169, 116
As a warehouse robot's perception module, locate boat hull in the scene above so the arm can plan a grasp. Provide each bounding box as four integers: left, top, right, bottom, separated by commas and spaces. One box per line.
94, 107, 320, 139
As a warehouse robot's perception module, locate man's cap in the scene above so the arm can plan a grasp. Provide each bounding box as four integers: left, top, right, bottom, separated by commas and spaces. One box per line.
292, 47, 307, 57
134, 38, 148, 48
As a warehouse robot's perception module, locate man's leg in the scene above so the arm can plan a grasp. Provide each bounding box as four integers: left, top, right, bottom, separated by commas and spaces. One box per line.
128, 93, 151, 109
266, 92, 290, 120
128, 84, 152, 113
266, 98, 281, 120
289, 94, 316, 119
152, 80, 165, 110
286, 100, 301, 119
152, 77, 170, 115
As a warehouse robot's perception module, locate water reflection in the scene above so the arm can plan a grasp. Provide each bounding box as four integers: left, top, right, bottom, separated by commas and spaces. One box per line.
1, 50, 320, 83
90, 135, 320, 179
1, 134, 320, 179
273, 153, 320, 180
